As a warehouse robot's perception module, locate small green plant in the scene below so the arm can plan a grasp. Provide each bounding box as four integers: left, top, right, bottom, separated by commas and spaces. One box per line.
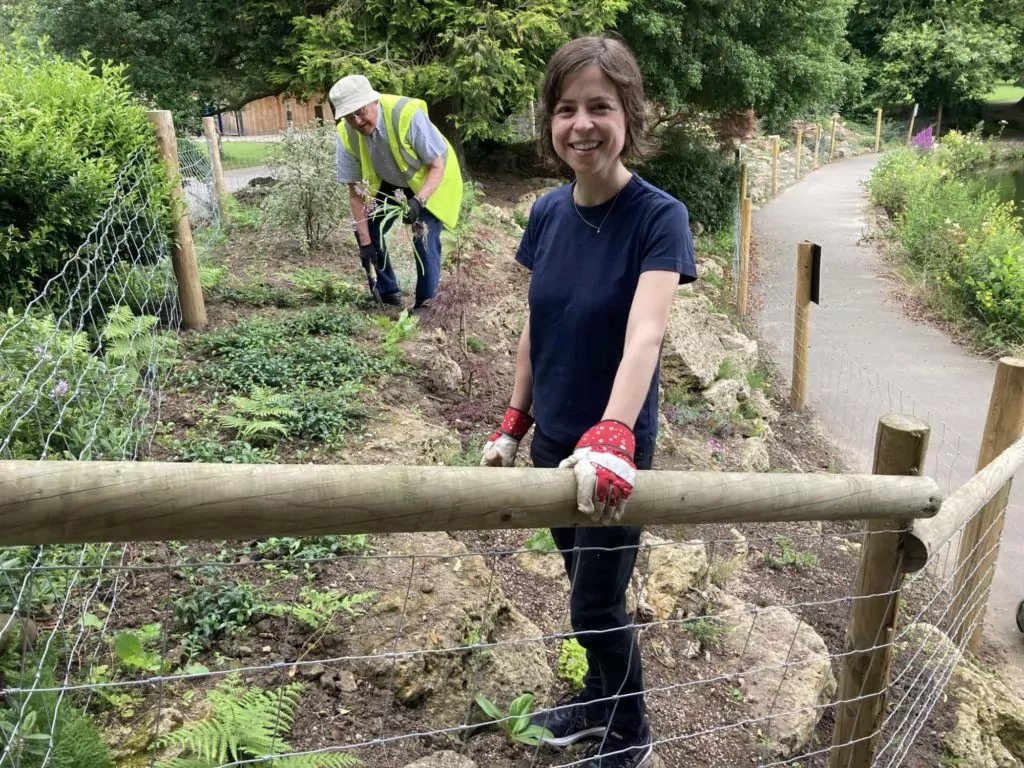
376, 309, 419, 358
155, 677, 361, 767
729, 686, 745, 703
764, 536, 819, 570
474, 693, 553, 747
524, 529, 557, 553
716, 357, 739, 380
285, 267, 361, 304
221, 280, 300, 308
173, 571, 258, 657
263, 588, 375, 632
707, 555, 739, 586
112, 624, 165, 673
513, 208, 529, 229
466, 336, 486, 353
198, 263, 227, 291
217, 386, 299, 445
683, 617, 727, 649
557, 638, 588, 691
746, 369, 767, 390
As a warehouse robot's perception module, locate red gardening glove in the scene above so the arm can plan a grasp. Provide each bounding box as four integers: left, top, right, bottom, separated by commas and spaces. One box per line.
559, 420, 637, 523
480, 407, 534, 467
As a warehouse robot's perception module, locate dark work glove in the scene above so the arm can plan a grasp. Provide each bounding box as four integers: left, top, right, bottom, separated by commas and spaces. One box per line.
359, 242, 385, 270
403, 196, 424, 225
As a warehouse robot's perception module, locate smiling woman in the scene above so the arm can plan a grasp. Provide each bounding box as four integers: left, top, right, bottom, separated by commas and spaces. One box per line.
478, 35, 698, 768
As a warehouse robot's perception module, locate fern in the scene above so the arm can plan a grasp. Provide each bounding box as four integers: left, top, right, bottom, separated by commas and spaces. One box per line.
100, 305, 179, 382
156, 677, 361, 767
217, 386, 299, 444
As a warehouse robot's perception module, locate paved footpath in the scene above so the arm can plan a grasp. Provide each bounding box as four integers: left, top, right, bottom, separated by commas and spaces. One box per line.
752, 153, 1023, 687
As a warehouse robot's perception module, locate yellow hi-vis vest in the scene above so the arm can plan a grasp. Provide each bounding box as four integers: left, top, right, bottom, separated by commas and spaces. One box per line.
338, 94, 463, 230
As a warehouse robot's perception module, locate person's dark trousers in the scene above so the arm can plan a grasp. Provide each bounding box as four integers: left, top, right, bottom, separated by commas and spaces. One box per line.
530, 427, 654, 739
353, 181, 444, 307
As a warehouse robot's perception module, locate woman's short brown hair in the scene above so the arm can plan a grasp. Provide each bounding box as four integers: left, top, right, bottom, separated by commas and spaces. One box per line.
537, 35, 650, 167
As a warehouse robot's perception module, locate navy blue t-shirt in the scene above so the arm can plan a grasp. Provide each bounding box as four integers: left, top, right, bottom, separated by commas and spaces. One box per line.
515, 174, 697, 447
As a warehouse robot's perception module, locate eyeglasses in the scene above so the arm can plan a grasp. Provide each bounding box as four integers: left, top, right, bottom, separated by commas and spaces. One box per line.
338, 103, 373, 125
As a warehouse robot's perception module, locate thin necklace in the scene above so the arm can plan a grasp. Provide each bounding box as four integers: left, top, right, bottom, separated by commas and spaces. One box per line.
572, 180, 624, 234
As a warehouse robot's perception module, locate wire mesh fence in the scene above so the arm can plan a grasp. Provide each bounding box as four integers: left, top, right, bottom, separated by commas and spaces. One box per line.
0, 113, 1020, 768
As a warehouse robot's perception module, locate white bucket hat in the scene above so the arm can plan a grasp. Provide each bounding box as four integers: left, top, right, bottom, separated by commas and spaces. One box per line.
329, 74, 381, 118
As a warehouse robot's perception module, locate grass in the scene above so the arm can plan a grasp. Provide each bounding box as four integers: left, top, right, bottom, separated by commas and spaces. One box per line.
983, 81, 1024, 104
195, 140, 279, 170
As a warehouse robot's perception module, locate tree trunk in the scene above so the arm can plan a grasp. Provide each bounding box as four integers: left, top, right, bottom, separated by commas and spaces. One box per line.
428, 96, 469, 179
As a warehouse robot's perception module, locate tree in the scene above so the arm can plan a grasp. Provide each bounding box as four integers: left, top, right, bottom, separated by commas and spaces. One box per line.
27, 0, 328, 128
615, 0, 864, 128
850, 0, 1018, 108
281, 0, 625, 162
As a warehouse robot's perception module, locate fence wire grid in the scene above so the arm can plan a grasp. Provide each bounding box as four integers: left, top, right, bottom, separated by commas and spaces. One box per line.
0, 119, 1017, 768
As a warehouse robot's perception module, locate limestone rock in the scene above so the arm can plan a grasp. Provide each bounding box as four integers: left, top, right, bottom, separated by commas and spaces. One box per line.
729, 528, 749, 560
426, 350, 463, 393
720, 332, 759, 375
662, 295, 736, 389
748, 389, 780, 423
740, 436, 771, 472
657, 414, 714, 470
0, 614, 37, 654
636, 534, 708, 620
695, 257, 723, 282
719, 597, 837, 757
403, 753, 477, 768
350, 533, 552, 723
513, 550, 565, 583
475, 203, 512, 224
345, 409, 461, 466
703, 378, 750, 414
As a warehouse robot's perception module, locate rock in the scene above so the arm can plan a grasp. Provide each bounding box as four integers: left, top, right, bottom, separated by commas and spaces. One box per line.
740, 436, 771, 472
513, 551, 565, 583
941, 642, 1024, 767
703, 378, 750, 414
403, 752, 477, 768
747, 389, 780, 423
301, 662, 327, 680
636, 534, 708, 620
350, 533, 552, 722
719, 333, 759, 375
425, 350, 463, 393
662, 295, 738, 389
319, 668, 359, 693
729, 528, 749, 560
719, 598, 836, 757
656, 414, 714, 470
695, 257, 724, 282
0, 614, 37, 654
690, 220, 705, 237
475, 203, 512, 224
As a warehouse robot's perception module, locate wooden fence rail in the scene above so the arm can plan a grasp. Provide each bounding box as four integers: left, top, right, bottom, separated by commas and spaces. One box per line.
0, 461, 941, 546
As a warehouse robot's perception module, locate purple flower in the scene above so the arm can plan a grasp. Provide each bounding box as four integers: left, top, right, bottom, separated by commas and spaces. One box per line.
50, 380, 69, 399
707, 437, 724, 454
911, 126, 934, 151
393, 189, 407, 202
33, 345, 50, 360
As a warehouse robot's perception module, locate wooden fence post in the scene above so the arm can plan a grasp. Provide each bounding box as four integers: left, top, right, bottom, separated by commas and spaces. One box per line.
147, 110, 208, 330
936, 104, 943, 139
202, 116, 230, 227
790, 241, 814, 411
906, 103, 919, 145
770, 135, 780, 197
794, 127, 804, 179
874, 108, 883, 153
828, 114, 839, 162
739, 162, 748, 203
737, 197, 752, 318
814, 124, 822, 169
830, 415, 930, 768
950, 357, 1024, 652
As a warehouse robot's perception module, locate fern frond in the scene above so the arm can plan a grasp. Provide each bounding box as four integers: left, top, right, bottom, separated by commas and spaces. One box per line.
275, 752, 363, 767
218, 414, 290, 440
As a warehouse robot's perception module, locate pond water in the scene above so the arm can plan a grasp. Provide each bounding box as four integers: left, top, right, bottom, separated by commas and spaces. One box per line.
975, 163, 1024, 217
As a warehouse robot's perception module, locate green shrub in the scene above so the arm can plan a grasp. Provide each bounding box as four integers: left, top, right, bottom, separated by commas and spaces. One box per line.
868, 132, 1024, 349
635, 125, 740, 232
0, 42, 172, 311
262, 122, 349, 251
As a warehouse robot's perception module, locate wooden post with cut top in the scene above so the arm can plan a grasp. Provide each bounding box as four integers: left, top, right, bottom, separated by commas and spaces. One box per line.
770, 135, 780, 197
790, 241, 814, 411
202, 116, 230, 227
794, 127, 804, 179
828, 114, 839, 162
874, 108, 883, 153
829, 415, 930, 768
738, 197, 752, 318
814, 124, 822, 169
146, 110, 208, 330
951, 358, 1024, 652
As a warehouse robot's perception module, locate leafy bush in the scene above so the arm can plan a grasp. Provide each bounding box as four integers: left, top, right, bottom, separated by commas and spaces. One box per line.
173, 569, 258, 655
0, 42, 172, 310
262, 122, 350, 251
868, 131, 1024, 349
636, 125, 740, 232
